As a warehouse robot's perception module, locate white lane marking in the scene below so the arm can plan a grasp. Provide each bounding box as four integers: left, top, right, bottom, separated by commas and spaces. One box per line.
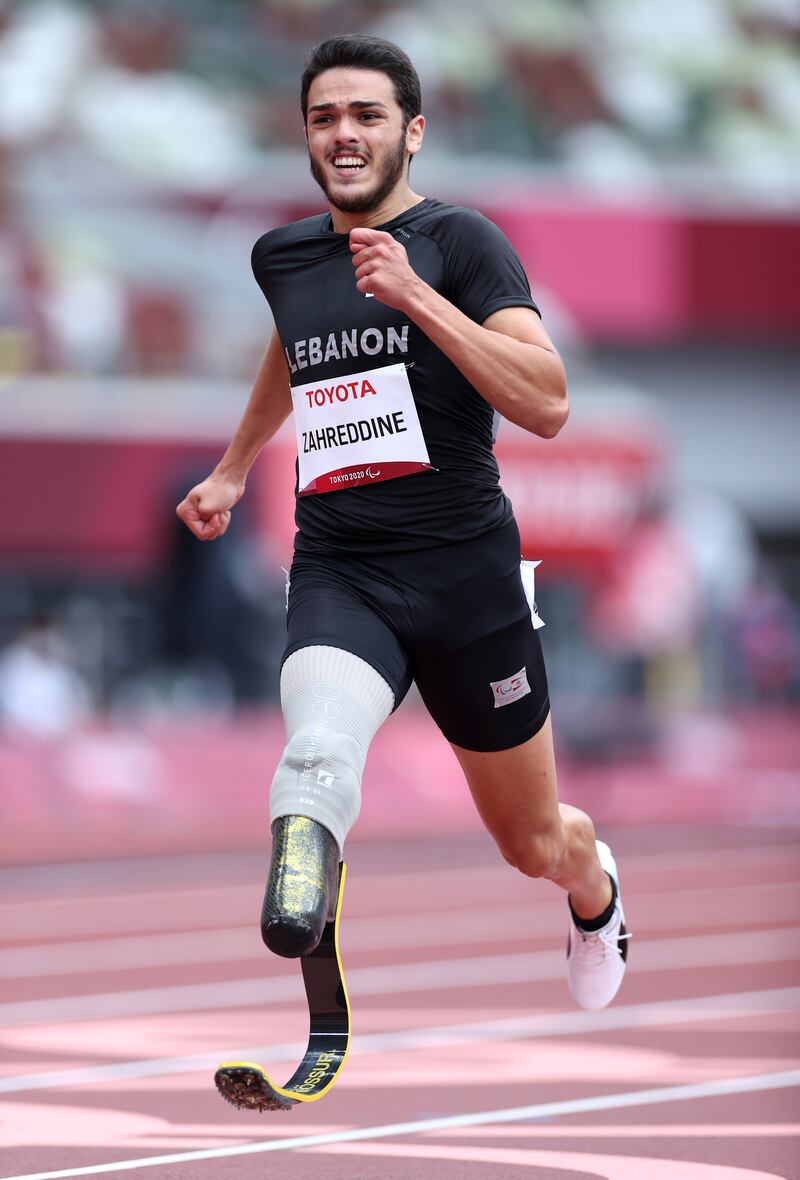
2, 1070, 799, 1179
4, 881, 796, 979
1, 928, 264, 979
2, 837, 795, 894
2, 926, 798, 1027
0, 887, 257, 941
307, 1139, 800, 1180
1, 864, 508, 919
3, 843, 797, 937
434, 1123, 800, 1138
2, 985, 797, 1095
1, 865, 535, 942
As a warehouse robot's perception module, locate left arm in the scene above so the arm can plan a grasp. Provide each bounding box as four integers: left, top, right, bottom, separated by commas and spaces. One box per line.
350, 227, 568, 438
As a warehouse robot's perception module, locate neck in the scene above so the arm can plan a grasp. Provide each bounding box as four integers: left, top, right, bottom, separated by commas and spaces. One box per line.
329, 185, 424, 234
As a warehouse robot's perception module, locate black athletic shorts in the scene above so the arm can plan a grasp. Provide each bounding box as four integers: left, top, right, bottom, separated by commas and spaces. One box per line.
283, 516, 549, 752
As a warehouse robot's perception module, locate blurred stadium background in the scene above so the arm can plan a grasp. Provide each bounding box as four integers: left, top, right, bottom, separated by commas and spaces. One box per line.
0, 0, 798, 864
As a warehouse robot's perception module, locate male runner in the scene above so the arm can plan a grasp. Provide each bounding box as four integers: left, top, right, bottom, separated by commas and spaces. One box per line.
177, 33, 628, 1011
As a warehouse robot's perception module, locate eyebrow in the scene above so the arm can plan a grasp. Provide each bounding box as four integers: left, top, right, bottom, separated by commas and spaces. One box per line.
308, 100, 390, 113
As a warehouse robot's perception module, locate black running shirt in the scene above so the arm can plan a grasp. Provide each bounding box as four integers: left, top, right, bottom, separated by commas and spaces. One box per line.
251, 197, 539, 555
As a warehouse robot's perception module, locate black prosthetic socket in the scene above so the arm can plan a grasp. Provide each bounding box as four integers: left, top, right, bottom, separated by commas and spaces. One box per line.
261, 816, 340, 958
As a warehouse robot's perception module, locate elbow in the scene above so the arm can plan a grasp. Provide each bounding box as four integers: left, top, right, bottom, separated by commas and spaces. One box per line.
529, 355, 568, 438
537, 386, 569, 439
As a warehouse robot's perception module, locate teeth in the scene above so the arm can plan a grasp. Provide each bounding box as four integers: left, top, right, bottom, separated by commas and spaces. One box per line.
333, 157, 365, 168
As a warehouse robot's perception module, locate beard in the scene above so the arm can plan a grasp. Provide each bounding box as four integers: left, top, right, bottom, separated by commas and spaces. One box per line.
309, 130, 409, 213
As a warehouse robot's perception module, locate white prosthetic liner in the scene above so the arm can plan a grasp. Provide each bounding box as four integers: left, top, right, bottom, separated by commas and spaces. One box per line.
270, 645, 395, 854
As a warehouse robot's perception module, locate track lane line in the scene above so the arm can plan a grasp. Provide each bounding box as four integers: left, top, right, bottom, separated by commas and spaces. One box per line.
4, 881, 798, 978
2, 926, 798, 1026
2, 985, 797, 1095
2, 1070, 799, 1179
3, 842, 797, 926
433, 1123, 800, 1138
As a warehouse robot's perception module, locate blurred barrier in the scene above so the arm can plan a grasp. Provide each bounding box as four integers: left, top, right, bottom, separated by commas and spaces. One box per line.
0, 436, 223, 573
494, 203, 800, 341
1, 705, 798, 864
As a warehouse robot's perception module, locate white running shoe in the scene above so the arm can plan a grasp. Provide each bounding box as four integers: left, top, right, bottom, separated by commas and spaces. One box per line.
567, 840, 629, 1011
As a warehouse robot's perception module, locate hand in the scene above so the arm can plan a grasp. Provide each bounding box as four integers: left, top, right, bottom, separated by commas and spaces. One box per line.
175, 471, 244, 541
349, 227, 421, 310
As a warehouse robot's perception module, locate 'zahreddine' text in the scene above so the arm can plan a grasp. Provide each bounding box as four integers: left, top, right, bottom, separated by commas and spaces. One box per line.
302, 411, 407, 453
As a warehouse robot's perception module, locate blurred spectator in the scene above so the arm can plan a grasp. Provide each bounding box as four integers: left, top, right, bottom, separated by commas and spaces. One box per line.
586, 499, 701, 707
737, 570, 800, 701
0, 614, 92, 742
126, 285, 190, 375
155, 473, 277, 705
673, 488, 759, 704
0, 145, 46, 372
41, 229, 126, 373
99, 3, 184, 74
0, 1, 97, 147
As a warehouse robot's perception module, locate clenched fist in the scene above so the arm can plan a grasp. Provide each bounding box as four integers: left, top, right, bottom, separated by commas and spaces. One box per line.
175, 472, 244, 541
349, 227, 422, 310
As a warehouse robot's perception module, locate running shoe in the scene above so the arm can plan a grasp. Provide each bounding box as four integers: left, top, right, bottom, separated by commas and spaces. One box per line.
566, 839, 629, 1010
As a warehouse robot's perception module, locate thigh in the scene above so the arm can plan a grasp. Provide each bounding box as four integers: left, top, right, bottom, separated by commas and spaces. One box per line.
410, 522, 550, 751
285, 556, 413, 709
451, 713, 561, 844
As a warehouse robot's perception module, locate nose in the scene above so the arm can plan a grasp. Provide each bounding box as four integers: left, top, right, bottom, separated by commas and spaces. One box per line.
334, 116, 361, 144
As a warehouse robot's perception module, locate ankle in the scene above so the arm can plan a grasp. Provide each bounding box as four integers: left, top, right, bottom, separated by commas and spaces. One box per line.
569, 870, 615, 929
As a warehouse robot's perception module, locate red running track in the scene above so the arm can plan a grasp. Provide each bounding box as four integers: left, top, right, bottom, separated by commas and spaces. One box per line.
1, 823, 799, 1180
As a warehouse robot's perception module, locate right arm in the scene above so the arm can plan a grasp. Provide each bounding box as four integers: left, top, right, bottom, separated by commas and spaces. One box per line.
176, 330, 292, 540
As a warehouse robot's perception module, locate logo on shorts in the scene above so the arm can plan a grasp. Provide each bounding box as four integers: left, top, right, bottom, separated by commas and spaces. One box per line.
490, 666, 531, 709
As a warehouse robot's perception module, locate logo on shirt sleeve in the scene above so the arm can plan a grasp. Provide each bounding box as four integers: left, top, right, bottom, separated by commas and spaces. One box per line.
490, 666, 531, 708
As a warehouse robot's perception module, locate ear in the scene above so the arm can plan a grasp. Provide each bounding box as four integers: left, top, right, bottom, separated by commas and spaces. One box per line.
406, 114, 425, 158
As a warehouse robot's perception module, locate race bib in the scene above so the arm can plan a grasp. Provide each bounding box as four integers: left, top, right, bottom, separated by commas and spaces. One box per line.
291, 362, 432, 495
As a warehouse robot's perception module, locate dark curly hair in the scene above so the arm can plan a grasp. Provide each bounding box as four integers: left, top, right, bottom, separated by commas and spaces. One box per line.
300, 33, 422, 128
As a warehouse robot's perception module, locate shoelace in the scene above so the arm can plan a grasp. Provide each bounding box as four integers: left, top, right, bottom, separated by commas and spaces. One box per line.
573, 926, 632, 965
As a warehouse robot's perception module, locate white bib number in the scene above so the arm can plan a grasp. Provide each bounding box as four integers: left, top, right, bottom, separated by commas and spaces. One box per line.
291, 362, 432, 495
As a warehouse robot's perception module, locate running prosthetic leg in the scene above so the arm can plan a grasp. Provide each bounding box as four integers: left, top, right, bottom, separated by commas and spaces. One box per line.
215, 816, 350, 1112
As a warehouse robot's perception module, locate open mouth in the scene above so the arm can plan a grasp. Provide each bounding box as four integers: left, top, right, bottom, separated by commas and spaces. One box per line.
331, 155, 367, 176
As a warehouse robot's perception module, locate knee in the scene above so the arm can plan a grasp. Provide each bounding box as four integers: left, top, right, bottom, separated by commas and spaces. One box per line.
279, 726, 362, 780
271, 727, 363, 852
500, 824, 566, 880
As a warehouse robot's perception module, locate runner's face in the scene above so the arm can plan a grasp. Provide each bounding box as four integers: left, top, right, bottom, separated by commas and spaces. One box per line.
305, 68, 413, 213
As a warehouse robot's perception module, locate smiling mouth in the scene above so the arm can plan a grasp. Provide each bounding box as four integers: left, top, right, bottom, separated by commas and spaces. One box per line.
331, 155, 367, 176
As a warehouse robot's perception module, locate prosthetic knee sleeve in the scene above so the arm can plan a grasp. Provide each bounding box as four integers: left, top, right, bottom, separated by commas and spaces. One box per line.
262, 646, 393, 958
